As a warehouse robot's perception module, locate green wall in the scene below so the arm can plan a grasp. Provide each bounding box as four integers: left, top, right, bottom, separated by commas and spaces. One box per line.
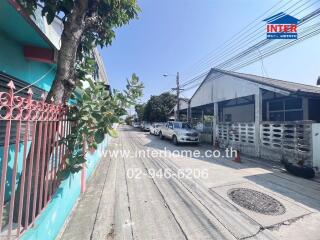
0, 142, 31, 202
0, 30, 56, 91
0, 29, 56, 202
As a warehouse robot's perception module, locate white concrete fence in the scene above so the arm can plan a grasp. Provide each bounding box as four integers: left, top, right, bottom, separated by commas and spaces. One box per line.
216, 122, 256, 156
215, 121, 320, 169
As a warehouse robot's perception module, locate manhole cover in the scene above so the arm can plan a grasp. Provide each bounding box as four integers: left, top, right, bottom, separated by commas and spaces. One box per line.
227, 188, 286, 215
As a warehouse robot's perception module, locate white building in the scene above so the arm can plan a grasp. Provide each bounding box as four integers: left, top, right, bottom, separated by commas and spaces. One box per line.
176, 68, 320, 169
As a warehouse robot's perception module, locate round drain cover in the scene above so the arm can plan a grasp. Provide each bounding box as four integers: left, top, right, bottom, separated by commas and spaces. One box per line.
227, 188, 286, 215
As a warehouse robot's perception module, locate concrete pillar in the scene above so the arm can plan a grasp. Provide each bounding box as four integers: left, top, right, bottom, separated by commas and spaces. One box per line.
255, 89, 262, 157
302, 97, 309, 120
201, 109, 204, 131
187, 101, 191, 122
213, 102, 219, 146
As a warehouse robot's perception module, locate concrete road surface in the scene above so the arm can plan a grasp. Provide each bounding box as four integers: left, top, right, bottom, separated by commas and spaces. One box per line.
59, 126, 320, 240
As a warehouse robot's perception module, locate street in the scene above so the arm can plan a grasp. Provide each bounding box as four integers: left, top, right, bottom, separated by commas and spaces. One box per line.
2, 2, 320, 240
59, 126, 320, 240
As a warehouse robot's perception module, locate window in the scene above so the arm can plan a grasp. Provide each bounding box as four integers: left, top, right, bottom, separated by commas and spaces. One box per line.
285, 111, 303, 121
268, 97, 304, 121
285, 98, 302, 110
0, 73, 46, 146
270, 112, 284, 121
173, 122, 180, 128
181, 123, 191, 129
269, 100, 284, 111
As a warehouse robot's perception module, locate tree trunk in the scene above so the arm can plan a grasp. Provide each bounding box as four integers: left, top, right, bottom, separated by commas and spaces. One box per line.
46, 0, 89, 104
13, 0, 89, 225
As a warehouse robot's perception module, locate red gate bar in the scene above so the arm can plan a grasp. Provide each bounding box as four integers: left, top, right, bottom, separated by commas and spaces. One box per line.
0, 81, 70, 239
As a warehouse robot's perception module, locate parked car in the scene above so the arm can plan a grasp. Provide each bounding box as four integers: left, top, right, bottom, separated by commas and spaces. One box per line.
150, 123, 164, 135
141, 122, 151, 131
132, 122, 141, 128
159, 121, 199, 145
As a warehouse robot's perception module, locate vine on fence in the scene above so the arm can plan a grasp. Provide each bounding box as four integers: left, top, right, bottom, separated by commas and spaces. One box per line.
57, 57, 143, 179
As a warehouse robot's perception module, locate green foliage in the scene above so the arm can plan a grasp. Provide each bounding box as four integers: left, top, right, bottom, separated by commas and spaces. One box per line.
143, 92, 176, 122
125, 115, 134, 125
59, 60, 143, 179
18, 0, 140, 53
134, 103, 146, 121
17, 0, 143, 179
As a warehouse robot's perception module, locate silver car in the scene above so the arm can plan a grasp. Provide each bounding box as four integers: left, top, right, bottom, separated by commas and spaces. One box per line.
159, 121, 199, 145
132, 122, 140, 128
150, 123, 164, 135
141, 122, 151, 131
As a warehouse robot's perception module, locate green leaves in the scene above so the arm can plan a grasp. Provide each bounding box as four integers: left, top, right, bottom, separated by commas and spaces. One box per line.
17, 0, 143, 180
107, 128, 118, 138
94, 129, 105, 144
57, 169, 71, 181
56, 70, 143, 179
138, 92, 176, 122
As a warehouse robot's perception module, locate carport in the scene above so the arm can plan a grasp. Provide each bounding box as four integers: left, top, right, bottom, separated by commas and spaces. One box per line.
176, 68, 320, 168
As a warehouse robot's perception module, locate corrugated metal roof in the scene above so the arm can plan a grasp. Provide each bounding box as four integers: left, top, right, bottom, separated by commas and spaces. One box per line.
211, 68, 320, 96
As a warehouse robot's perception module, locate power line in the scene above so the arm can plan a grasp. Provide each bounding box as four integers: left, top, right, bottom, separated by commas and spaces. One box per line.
180, 17, 320, 92
179, 6, 320, 90
183, 0, 318, 78
164, 2, 320, 96
181, 0, 292, 78
215, 6, 320, 70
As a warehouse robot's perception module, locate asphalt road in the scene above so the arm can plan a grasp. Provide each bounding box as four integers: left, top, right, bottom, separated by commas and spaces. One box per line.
59, 126, 320, 240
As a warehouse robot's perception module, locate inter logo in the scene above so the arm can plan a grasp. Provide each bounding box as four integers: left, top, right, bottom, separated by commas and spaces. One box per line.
263, 12, 299, 39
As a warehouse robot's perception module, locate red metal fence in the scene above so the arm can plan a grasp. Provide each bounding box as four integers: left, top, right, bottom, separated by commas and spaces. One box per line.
0, 81, 70, 239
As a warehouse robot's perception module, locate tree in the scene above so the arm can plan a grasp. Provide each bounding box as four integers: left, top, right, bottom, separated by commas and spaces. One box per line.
134, 103, 146, 121
125, 115, 134, 125
18, 0, 140, 103
13, 1, 143, 224
58, 72, 143, 178
144, 92, 176, 122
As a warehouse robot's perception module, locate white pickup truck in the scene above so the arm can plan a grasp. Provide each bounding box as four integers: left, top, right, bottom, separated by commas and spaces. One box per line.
159, 121, 199, 145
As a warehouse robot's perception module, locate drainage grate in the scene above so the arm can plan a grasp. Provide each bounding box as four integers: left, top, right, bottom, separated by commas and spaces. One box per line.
227, 188, 286, 215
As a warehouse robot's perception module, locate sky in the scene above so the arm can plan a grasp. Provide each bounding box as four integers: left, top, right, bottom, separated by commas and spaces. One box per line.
100, 0, 320, 103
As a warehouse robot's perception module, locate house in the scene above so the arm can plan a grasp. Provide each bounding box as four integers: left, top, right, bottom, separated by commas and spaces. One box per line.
0, 0, 58, 204
176, 68, 320, 169
0, 0, 58, 97
169, 98, 189, 121
0, 1, 110, 239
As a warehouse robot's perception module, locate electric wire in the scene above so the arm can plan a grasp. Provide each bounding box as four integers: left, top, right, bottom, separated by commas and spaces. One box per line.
179, 6, 320, 91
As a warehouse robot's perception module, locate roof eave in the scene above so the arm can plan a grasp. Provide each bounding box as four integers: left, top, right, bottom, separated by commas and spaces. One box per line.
8, 0, 58, 52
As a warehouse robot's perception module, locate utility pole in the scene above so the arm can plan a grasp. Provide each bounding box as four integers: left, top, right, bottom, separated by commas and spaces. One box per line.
163, 72, 182, 121
176, 72, 180, 121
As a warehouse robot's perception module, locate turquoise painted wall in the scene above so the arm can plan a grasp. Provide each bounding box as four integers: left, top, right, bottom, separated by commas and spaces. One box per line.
0, 30, 56, 91
20, 136, 109, 240
0, 142, 31, 202
0, 29, 56, 202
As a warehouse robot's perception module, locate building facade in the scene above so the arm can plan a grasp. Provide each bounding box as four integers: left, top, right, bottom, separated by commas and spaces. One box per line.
177, 68, 320, 169
0, 1, 110, 239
